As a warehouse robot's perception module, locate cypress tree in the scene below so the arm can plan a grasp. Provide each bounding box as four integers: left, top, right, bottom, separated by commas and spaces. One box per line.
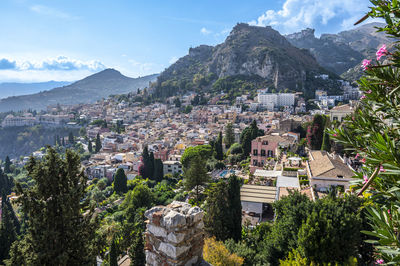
153, 159, 164, 182
0, 192, 19, 264
109, 238, 118, 266
62, 137, 65, 147
4, 156, 11, 174
130, 230, 145, 266
215, 132, 223, 160
141, 146, 150, 178
7, 148, 98, 265
224, 122, 235, 149
68, 131, 74, 145
88, 140, 93, 153
148, 152, 155, 180
95, 133, 102, 153
227, 174, 242, 241
321, 131, 331, 152
113, 168, 128, 194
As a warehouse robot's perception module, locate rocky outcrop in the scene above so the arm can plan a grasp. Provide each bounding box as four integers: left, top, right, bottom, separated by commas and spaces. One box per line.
144, 201, 205, 266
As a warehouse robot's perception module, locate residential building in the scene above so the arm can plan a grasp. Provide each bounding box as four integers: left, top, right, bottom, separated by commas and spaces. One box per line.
163, 160, 183, 176
329, 104, 355, 122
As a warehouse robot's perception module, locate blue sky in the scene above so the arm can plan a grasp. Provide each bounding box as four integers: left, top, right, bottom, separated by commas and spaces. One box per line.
0, 0, 373, 82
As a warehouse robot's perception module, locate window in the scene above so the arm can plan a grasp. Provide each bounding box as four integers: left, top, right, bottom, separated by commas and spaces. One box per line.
253, 160, 258, 166
262, 141, 268, 145
333, 116, 338, 121
253, 149, 258, 156
267, 150, 273, 157
261, 149, 266, 156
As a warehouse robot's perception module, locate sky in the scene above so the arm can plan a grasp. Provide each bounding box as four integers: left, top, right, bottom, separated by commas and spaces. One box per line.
0, 0, 374, 83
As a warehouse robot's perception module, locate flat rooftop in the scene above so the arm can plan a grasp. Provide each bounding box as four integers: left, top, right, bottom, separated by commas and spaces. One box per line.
240, 184, 277, 203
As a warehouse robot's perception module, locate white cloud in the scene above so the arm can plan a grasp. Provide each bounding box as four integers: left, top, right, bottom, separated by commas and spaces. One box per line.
30, 5, 79, 20
200, 27, 212, 35
249, 0, 371, 34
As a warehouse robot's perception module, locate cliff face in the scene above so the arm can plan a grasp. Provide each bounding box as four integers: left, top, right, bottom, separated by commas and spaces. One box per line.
155, 23, 333, 99
285, 23, 392, 75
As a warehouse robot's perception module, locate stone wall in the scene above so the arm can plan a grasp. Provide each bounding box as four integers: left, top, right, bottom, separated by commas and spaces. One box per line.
144, 201, 205, 266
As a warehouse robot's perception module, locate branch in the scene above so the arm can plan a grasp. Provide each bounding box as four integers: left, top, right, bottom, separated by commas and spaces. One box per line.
357, 166, 381, 196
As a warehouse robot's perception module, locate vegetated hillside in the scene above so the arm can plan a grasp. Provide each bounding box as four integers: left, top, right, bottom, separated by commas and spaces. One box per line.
0, 125, 79, 159
0, 69, 159, 112
154, 23, 341, 100
0, 81, 71, 99
285, 22, 393, 77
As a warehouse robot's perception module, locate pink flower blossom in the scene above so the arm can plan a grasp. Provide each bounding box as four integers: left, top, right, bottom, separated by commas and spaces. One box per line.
332, 133, 337, 137
388, 209, 391, 214
361, 158, 366, 163
362, 59, 371, 70
355, 153, 360, 159
376, 44, 388, 60
376, 258, 384, 264
363, 175, 368, 184
360, 95, 366, 100
366, 90, 372, 94
380, 165, 386, 172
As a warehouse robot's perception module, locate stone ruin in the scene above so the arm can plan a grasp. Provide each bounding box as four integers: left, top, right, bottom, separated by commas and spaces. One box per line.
144, 201, 205, 266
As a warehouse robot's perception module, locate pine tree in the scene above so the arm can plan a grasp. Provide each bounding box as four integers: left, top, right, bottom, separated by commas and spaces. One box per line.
215, 132, 224, 160
224, 122, 235, 149
184, 155, 209, 203
4, 156, 11, 174
88, 140, 93, 153
0, 169, 13, 195
95, 133, 102, 153
7, 148, 98, 265
113, 168, 128, 194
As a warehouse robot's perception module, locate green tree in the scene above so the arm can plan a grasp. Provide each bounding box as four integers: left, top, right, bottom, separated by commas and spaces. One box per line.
7, 148, 98, 265
321, 131, 331, 152
204, 175, 242, 242
148, 152, 155, 180
4, 156, 11, 174
68, 131, 74, 145
173, 97, 181, 108
95, 133, 102, 153
0, 192, 19, 264
113, 168, 128, 195
0, 168, 13, 195
79, 127, 87, 137
109, 237, 118, 266
224, 122, 235, 149
181, 145, 212, 168
129, 230, 145, 266
215, 132, 224, 161
306, 114, 326, 150
153, 159, 164, 182
240, 120, 264, 157
62, 137, 65, 147
88, 139, 93, 153
184, 155, 209, 203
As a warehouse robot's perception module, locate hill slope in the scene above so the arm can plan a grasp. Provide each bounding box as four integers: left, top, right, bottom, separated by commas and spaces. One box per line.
154, 23, 339, 99
0, 69, 158, 112
0, 81, 72, 99
285, 22, 392, 76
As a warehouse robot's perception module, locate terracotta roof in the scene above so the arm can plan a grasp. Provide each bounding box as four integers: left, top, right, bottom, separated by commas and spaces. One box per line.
331, 104, 353, 112
308, 151, 353, 178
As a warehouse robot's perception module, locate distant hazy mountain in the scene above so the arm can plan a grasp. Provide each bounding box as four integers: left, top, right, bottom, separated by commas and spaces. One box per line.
154, 23, 340, 100
0, 81, 71, 99
285, 22, 392, 76
0, 69, 158, 112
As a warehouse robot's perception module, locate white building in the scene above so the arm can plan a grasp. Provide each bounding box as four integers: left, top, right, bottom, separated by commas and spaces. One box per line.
257, 92, 295, 111
163, 160, 183, 176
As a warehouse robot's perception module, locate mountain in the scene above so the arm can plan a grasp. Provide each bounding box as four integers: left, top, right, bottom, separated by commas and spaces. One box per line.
285, 22, 392, 76
154, 23, 341, 100
0, 81, 72, 99
0, 69, 158, 112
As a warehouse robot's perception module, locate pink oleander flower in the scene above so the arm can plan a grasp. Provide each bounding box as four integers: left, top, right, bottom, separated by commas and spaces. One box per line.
360, 95, 366, 100
376, 44, 388, 60
380, 165, 386, 172
366, 90, 372, 94
361, 158, 366, 163
376, 258, 384, 264
332, 133, 337, 137
363, 175, 368, 184
388, 209, 391, 214
362, 59, 371, 70
355, 153, 360, 159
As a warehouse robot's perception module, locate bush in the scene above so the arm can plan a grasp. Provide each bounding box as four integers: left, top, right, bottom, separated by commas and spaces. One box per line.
203, 237, 244, 266
283, 167, 299, 172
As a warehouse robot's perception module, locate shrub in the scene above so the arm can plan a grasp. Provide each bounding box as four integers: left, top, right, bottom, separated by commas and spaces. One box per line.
203, 237, 244, 266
